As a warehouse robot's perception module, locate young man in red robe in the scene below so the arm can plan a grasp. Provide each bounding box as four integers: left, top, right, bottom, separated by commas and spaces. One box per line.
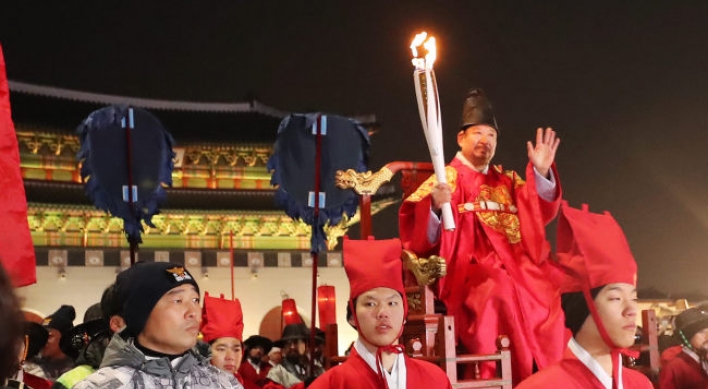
516, 202, 653, 389
659, 307, 708, 389
399, 88, 564, 383
201, 293, 246, 386
309, 237, 452, 389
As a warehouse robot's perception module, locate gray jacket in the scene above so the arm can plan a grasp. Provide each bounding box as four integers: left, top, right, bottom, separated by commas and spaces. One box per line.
74, 335, 242, 389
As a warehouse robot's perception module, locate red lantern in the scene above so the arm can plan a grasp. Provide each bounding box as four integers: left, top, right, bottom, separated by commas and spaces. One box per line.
281, 298, 301, 326
317, 285, 336, 327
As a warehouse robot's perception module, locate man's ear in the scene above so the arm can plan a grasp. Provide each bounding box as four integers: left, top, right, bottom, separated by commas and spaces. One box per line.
109, 315, 126, 334
347, 316, 357, 330
457, 130, 466, 146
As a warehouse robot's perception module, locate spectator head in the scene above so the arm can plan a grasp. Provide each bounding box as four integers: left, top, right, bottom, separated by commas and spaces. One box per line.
41, 305, 76, 359
200, 293, 244, 374
116, 262, 201, 354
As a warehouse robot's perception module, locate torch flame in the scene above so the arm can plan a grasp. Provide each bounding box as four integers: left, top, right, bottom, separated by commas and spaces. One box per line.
410, 31, 437, 70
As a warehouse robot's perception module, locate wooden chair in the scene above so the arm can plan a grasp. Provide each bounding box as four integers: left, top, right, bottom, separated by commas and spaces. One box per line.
333, 161, 512, 389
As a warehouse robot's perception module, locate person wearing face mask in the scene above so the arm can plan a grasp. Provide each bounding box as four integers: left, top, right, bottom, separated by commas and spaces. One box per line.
659, 308, 708, 389
516, 202, 653, 389
200, 293, 245, 385
399, 88, 564, 384
309, 237, 452, 389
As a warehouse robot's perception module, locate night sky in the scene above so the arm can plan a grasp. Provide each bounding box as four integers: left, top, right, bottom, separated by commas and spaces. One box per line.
1, 2, 707, 298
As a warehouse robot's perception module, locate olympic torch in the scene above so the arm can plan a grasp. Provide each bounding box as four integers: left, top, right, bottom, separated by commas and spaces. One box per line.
411, 32, 455, 230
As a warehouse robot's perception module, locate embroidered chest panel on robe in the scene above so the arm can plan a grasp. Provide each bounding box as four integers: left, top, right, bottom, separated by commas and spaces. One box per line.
461, 166, 524, 244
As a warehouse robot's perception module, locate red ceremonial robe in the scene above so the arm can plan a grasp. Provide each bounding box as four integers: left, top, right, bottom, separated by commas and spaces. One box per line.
308, 348, 451, 389
399, 158, 564, 384
0, 44, 36, 287
516, 346, 653, 389
238, 361, 272, 389
660, 349, 708, 389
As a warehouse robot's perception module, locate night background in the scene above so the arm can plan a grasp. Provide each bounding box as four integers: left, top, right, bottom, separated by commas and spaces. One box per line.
1, 2, 707, 298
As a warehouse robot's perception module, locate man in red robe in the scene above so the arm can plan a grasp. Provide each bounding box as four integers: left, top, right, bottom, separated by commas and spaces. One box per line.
309, 237, 452, 389
238, 336, 273, 389
659, 308, 708, 389
399, 88, 564, 383
516, 203, 653, 389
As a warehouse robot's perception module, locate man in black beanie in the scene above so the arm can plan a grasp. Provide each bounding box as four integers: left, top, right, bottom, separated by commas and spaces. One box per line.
37, 305, 76, 380
74, 262, 243, 389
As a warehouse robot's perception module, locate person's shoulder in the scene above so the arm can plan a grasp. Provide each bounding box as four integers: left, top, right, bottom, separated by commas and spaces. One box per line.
74, 366, 134, 389
200, 364, 243, 389
622, 367, 654, 387
515, 363, 570, 388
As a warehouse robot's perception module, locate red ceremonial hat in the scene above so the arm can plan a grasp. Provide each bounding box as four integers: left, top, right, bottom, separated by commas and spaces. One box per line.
343, 237, 406, 305
200, 292, 244, 343
555, 202, 637, 294
553, 202, 638, 389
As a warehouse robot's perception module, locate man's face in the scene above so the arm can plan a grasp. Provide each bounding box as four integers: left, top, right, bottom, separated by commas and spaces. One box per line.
689, 327, 708, 353
42, 328, 64, 359
283, 339, 307, 363
584, 283, 638, 349
138, 284, 201, 355
247, 345, 264, 364
457, 124, 497, 167
210, 337, 243, 374
352, 287, 405, 351
268, 348, 283, 364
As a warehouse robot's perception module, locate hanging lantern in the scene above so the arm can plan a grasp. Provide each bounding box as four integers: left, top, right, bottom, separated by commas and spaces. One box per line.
281, 298, 301, 326
317, 285, 336, 327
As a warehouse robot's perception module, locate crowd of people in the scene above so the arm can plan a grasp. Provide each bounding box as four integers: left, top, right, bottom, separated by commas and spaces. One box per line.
1, 85, 705, 389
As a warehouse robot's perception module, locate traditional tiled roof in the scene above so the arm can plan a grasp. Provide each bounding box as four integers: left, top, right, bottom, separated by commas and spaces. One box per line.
9, 80, 378, 143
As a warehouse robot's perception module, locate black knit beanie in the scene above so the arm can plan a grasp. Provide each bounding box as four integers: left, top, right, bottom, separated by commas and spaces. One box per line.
116, 262, 200, 337
43, 305, 76, 336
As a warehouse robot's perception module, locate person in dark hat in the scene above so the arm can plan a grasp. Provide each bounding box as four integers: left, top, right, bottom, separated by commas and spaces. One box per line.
36, 305, 76, 380
52, 285, 125, 389
399, 87, 564, 384
238, 335, 273, 389
309, 238, 451, 389
659, 308, 708, 389
264, 323, 323, 389
516, 203, 652, 388
73, 262, 243, 389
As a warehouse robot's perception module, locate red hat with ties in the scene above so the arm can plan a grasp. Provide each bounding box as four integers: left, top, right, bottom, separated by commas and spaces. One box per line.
200, 292, 244, 343
555, 202, 637, 294
343, 236, 407, 316
553, 201, 638, 389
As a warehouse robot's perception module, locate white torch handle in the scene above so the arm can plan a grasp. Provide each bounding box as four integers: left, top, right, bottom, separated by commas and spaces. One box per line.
415, 69, 455, 231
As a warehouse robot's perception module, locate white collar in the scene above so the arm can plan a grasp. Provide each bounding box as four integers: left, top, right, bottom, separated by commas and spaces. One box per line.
455, 152, 489, 174
568, 338, 623, 389
354, 339, 406, 389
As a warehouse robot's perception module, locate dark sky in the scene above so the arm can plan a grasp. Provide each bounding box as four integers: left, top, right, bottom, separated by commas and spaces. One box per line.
2, 2, 708, 297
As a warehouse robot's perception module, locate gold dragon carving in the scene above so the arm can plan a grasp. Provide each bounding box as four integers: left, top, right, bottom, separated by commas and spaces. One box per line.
335, 166, 394, 195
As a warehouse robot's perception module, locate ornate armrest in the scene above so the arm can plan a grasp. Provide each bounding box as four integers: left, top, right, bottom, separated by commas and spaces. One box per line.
401, 250, 446, 286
